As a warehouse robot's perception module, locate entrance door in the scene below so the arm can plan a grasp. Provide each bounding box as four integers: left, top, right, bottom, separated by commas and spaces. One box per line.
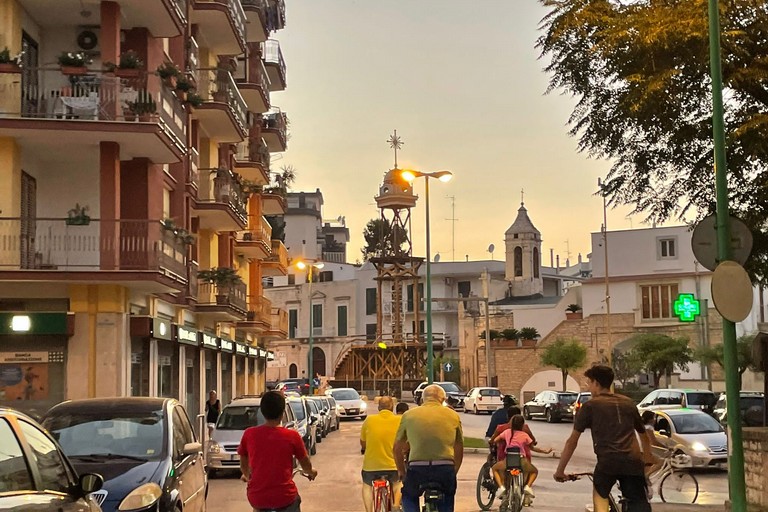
289, 363, 297, 378
312, 347, 326, 377
21, 32, 39, 116
20, 172, 37, 269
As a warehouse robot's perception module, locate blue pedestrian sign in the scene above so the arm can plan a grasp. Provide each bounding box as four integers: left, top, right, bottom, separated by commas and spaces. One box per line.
443, 362, 453, 373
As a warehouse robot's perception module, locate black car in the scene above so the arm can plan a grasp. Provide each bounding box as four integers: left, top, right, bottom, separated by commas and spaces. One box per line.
288, 397, 318, 455
43, 397, 207, 512
413, 381, 466, 410
523, 391, 579, 423
0, 407, 104, 511
276, 379, 311, 396
713, 391, 765, 427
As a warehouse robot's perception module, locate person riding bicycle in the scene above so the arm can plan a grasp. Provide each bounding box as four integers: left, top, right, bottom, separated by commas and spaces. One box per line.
490, 406, 537, 456
238, 391, 318, 512
394, 384, 464, 512
553, 365, 653, 512
491, 414, 551, 500
485, 394, 517, 438
360, 396, 403, 512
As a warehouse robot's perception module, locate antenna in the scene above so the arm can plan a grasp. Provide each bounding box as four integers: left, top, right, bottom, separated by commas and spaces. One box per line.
488, 243, 495, 260
445, 195, 458, 261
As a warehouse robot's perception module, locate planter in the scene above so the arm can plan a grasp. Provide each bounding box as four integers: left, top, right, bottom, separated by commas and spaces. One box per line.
138, 113, 152, 122
0, 63, 21, 74
115, 68, 141, 78
123, 108, 136, 122
61, 66, 88, 76
65, 216, 91, 226
215, 294, 230, 305
566, 312, 583, 320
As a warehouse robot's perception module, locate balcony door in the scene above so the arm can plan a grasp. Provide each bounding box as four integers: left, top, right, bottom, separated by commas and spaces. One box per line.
21, 32, 39, 116
20, 172, 37, 269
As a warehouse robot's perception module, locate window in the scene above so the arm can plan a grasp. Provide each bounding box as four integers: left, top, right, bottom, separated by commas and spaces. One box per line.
366, 288, 377, 315
366, 323, 377, 341
163, 188, 171, 219
18, 420, 71, 492
0, 419, 33, 492
172, 408, 188, 459
514, 247, 523, 277
288, 274, 296, 285
312, 304, 323, 332
319, 270, 333, 282
457, 281, 471, 298
337, 305, 348, 336
658, 238, 677, 259
533, 247, 540, 278
640, 283, 679, 319
407, 283, 424, 312
289, 309, 298, 338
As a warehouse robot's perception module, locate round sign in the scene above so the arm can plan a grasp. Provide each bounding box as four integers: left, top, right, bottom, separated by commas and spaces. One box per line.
691, 215, 753, 271
443, 362, 453, 373
711, 261, 753, 322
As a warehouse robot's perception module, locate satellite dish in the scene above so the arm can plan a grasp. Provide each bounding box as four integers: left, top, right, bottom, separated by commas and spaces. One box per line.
434, 253, 441, 263
488, 244, 495, 260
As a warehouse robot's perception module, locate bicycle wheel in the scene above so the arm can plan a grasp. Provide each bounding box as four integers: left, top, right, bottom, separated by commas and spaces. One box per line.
373, 483, 391, 512
659, 471, 699, 504
475, 462, 497, 511
510, 475, 523, 512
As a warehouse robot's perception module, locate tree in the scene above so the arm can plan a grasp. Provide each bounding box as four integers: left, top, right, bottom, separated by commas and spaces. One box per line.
695, 335, 758, 388
612, 350, 644, 389
540, 338, 588, 391
274, 164, 297, 189
361, 218, 408, 260
537, 0, 768, 281
631, 334, 693, 387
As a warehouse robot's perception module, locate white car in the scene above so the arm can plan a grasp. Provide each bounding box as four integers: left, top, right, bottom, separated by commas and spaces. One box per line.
326, 387, 367, 420
463, 387, 503, 414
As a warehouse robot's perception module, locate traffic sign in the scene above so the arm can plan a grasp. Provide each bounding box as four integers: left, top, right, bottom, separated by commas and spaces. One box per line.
673, 294, 701, 322
691, 214, 753, 271
443, 362, 453, 372
711, 261, 753, 322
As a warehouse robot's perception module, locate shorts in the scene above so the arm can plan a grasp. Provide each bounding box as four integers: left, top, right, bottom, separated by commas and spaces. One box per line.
252, 496, 301, 512
593, 471, 648, 504
362, 469, 400, 486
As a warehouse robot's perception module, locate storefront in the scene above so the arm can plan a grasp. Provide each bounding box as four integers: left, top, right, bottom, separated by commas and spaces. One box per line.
176, 325, 201, 418
130, 317, 176, 398
0, 312, 72, 418
247, 346, 259, 394
219, 337, 234, 405
235, 343, 247, 397
201, 333, 219, 398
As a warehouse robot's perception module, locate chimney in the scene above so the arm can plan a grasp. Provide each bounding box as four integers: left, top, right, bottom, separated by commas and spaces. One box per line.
578, 253, 582, 264
556, 255, 560, 272
566, 258, 570, 267
550, 248, 554, 268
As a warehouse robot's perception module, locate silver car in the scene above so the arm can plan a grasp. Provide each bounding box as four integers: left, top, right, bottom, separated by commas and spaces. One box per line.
326, 388, 367, 420
651, 409, 728, 468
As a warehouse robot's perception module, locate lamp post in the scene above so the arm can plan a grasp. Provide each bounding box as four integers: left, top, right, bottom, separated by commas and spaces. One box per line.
401, 169, 453, 384
296, 259, 325, 395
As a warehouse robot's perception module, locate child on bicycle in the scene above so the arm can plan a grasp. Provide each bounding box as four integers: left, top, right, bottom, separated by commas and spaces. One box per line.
491, 414, 552, 499
641, 411, 663, 498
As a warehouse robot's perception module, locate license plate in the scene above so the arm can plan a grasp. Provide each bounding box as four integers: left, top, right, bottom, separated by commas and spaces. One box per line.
347, 409, 358, 414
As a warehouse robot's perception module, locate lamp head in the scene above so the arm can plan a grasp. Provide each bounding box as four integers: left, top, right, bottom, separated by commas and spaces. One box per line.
314, 262, 325, 269
400, 169, 418, 182
436, 171, 453, 183
295, 261, 307, 270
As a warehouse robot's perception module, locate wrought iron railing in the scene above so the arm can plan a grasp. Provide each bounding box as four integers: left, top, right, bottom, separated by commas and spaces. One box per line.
265, 0, 286, 31
194, 0, 246, 46
195, 168, 248, 224
198, 279, 247, 312
188, 36, 200, 84
262, 39, 286, 87
262, 107, 287, 143
172, 0, 188, 23
236, 216, 272, 245
235, 137, 271, 169
269, 239, 288, 267
198, 68, 248, 136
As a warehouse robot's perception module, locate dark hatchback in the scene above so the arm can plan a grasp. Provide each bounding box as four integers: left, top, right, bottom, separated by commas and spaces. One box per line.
43, 397, 207, 512
523, 391, 579, 423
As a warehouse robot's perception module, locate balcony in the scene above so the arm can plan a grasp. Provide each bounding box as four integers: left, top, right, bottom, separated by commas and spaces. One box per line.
188, 37, 201, 86
192, 168, 248, 231
262, 40, 286, 91
322, 250, 345, 264
190, 0, 247, 55
234, 216, 272, 260
187, 148, 201, 198
261, 109, 288, 152
0, 68, 186, 163
187, 261, 199, 302
0, 218, 187, 293
235, 50, 271, 113
196, 279, 247, 320
238, 296, 288, 338
241, 0, 269, 42
262, 239, 288, 276
265, 0, 286, 32
234, 138, 270, 184
262, 186, 287, 215
194, 69, 248, 142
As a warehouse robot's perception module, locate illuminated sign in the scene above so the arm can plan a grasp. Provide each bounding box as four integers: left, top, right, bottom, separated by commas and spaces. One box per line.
673, 293, 701, 322
176, 326, 199, 346
220, 339, 234, 353
10, 316, 31, 332
201, 333, 219, 349
235, 343, 247, 355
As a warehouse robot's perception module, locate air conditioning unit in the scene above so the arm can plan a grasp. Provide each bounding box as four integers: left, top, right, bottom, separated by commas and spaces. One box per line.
444, 277, 454, 286
76, 27, 100, 54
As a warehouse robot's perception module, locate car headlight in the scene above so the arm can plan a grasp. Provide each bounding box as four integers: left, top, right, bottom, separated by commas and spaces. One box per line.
208, 441, 221, 454
118, 483, 162, 511
360, 402, 367, 410
691, 442, 708, 452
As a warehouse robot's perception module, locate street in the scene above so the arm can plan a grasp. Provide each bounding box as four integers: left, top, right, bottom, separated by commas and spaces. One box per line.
207, 404, 729, 511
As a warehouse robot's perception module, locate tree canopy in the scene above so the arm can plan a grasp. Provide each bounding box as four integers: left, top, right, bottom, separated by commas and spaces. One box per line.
537, 0, 768, 280
695, 334, 758, 387
631, 333, 693, 386
612, 350, 644, 389
361, 218, 408, 260
540, 338, 588, 391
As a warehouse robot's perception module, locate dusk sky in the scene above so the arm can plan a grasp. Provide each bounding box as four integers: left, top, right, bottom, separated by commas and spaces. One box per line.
274, 1, 649, 265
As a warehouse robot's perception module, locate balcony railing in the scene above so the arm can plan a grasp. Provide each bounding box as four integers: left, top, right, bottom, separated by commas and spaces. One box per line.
241, 0, 267, 25
262, 39, 286, 88
322, 250, 345, 264
187, 260, 199, 300
172, 0, 188, 22
265, 0, 286, 31
269, 239, 288, 266
262, 108, 288, 144
198, 68, 248, 136
188, 147, 200, 196
0, 218, 187, 278
198, 280, 247, 312
0, 68, 186, 150
194, 0, 246, 45
188, 36, 200, 85
195, 168, 248, 223
236, 216, 272, 245
235, 138, 271, 169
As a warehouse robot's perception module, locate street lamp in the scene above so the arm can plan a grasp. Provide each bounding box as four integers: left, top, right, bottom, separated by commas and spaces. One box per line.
401, 169, 453, 384
295, 259, 325, 395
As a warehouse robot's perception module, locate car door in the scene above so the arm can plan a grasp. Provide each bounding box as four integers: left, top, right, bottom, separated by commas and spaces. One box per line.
653, 413, 676, 451
638, 390, 658, 411
15, 418, 92, 512
530, 392, 545, 416
172, 406, 206, 512
465, 389, 476, 409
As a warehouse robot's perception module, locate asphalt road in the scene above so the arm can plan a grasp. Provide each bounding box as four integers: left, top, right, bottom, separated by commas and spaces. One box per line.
207, 404, 729, 512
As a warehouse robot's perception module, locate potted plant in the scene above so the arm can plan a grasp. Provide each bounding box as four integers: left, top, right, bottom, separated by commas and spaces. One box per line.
156, 61, 181, 88
174, 76, 192, 101
65, 203, 91, 226
112, 50, 143, 78
566, 304, 583, 320
161, 219, 195, 246
58, 51, 90, 75
126, 91, 157, 122
0, 47, 23, 73
518, 327, 540, 346
185, 92, 204, 109
197, 267, 243, 305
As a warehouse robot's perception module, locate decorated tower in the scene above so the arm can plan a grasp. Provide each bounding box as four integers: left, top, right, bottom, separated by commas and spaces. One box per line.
504, 194, 543, 297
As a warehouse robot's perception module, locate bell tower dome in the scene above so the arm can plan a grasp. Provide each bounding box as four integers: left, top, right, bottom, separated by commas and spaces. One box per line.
504, 200, 543, 297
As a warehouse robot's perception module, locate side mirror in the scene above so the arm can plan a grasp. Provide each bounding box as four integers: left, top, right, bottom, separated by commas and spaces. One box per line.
285, 421, 296, 430
79, 473, 104, 494
183, 442, 202, 456
309, 416, 317, 425
659, 429, 670, 437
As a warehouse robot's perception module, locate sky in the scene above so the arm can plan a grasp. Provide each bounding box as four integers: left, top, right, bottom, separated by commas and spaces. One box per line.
273, 0, 646, 266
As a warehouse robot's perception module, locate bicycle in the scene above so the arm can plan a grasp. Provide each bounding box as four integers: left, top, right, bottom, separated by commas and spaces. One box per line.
563, 472, 625, 512
258, 469, 312, 512
371, 474, 394, 512
499, 447, 526, 512
418, 483, 444, 512
476, 443, 498, 510
648, 451, 699, 504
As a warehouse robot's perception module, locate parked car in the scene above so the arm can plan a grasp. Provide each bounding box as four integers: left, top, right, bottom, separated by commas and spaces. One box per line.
637, 388, 717, 414
307, 396, 334, 435
463, 387, 503, 414
326, 388, 367, 420
306, 399, 326, 443
0, 407, 105, 511
276, 379, 310, 396
713, 391, 765, 427
568, 392, 592, 417
205, 396, 299, 476
325, 396, 341, 430
651, 409, 728, 468
42, 397, 206, 512
288, 397, 317, 455
413, 381, 466, 409
523, 391, 579, 423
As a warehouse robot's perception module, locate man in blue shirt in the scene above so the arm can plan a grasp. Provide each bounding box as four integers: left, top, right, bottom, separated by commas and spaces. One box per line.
485, 395, 516, 438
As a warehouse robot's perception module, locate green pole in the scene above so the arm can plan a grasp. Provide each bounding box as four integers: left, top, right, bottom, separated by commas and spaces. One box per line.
707, 0, 746, 509
425, 177, 434, 384
308, 269, 314, 395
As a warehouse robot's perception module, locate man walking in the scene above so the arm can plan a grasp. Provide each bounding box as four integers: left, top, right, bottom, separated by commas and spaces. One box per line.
394, 384, 464, 512
360, 396, 402, 512
553, 365, 653, 512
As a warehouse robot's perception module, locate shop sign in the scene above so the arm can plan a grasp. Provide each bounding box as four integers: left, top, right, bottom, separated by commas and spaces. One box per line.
152, 318, 172, 341
235, 343, 247, 355
176, 326, 200, 346
201, 333, 219, 349
0, 312, 70, 336
247, 346, 259, 357
220, 338, 234, 353
267, 351, 275, 361
0, 352, 49, 363
267, 350, 286, 367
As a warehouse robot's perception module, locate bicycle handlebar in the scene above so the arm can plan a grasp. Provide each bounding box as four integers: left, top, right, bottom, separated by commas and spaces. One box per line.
562, 472, 594, 481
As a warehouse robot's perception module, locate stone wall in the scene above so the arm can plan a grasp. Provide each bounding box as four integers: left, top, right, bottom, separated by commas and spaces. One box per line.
744, 428, 768, 512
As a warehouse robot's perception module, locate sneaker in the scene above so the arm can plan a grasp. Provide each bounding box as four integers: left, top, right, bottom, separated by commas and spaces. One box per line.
524, 485, 536, 498
498, 487, 508, 499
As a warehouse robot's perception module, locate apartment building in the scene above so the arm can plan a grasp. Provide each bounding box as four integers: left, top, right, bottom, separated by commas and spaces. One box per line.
0, 0, 290, 418
280, 189, 350, 264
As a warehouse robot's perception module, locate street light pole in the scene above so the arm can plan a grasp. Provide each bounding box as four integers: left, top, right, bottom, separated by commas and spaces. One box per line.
296, 259, 324, 396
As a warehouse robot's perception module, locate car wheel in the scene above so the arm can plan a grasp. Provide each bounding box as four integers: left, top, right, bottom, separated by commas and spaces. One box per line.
523, 407, 531, 420
207, 468, 217, 478
545, 409, 556, 423
474, 405, 479, 415
310, 441, 317, 455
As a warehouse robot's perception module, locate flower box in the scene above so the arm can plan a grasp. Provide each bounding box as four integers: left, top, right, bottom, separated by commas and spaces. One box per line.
61, 66, 88, 76
115, 68, 141, 79
0, 63, 21, 74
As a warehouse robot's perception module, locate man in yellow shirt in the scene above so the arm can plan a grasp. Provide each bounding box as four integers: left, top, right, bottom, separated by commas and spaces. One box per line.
361, 396, 402, 512
394, 385, 464, 512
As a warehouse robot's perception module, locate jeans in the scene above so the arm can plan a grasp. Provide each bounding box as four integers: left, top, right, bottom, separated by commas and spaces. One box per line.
401, 465, 457, 512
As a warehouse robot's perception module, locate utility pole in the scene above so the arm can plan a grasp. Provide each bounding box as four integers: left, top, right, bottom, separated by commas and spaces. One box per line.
598, 178, 613, 367
445, 195, 458, 262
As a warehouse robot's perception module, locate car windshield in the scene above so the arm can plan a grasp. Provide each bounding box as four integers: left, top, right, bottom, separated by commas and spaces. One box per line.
480, 389, 501, 397
671, 413, 724, 434
289, 402, 306, 421
439, 383, 461, 393
44, 409, 165, 461
308, 400, 320, 413
687, 393, 716, 407
331, 390, 360, 401
311, 399, 328, 411
558, 393, 578, 404
579, 394, 591, 403
216, 406, 265, 430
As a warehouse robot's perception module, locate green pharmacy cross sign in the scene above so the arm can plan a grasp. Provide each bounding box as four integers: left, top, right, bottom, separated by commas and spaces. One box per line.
673, 294, 701, 322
